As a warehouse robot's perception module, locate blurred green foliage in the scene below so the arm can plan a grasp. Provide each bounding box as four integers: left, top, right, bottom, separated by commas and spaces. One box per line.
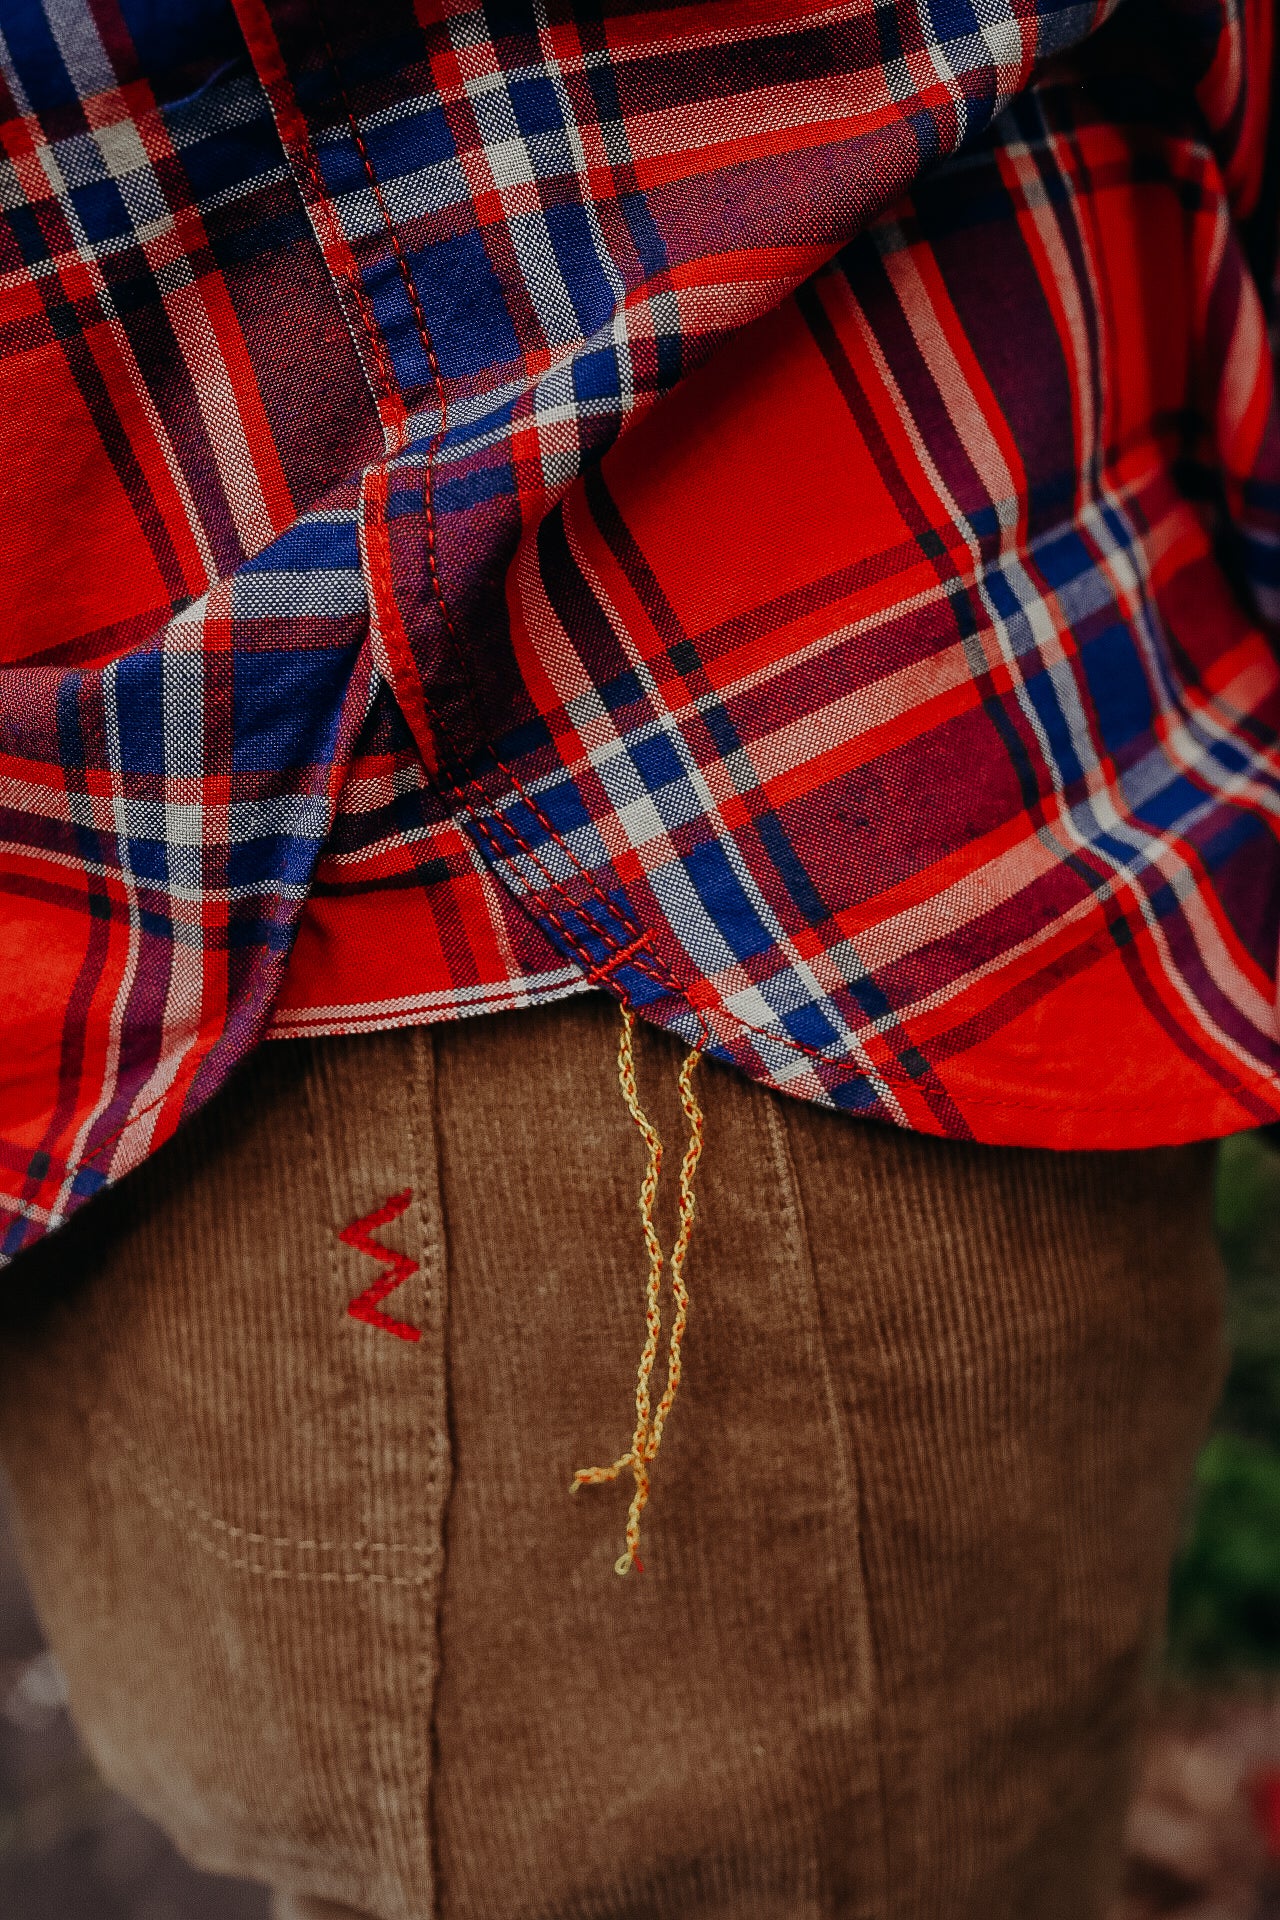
1166, 1131, 1280, 1676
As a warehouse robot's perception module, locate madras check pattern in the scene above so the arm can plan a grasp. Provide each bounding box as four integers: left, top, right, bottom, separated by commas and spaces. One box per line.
1, 0, 1278, 1260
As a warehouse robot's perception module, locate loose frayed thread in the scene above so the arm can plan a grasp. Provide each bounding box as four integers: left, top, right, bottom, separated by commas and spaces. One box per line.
572, 1005, 705, 1576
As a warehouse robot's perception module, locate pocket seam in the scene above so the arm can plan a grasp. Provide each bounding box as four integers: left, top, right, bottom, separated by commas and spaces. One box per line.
91, 1405, 439, 1582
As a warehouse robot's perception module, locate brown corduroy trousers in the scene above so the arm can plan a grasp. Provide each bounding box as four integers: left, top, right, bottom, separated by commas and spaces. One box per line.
0, 997, 1226, 1920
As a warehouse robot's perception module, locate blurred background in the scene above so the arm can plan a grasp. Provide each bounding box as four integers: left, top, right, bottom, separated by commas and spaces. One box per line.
4, 1134, 1280, 1917
1119, 1128, 1280, 1920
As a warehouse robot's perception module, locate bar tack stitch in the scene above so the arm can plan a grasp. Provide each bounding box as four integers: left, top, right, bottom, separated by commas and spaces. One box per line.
340, 1188, 422, 1343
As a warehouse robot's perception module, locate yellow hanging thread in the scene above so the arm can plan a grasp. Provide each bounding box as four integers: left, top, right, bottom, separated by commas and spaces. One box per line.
572, 1005, 705, 1576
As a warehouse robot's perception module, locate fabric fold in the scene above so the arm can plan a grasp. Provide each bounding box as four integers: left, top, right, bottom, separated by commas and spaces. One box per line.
3, 0, 1280, 1261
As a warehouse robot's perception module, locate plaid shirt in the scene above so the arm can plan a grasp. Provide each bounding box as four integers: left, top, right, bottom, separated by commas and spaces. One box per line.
2, 0, 1279, 1260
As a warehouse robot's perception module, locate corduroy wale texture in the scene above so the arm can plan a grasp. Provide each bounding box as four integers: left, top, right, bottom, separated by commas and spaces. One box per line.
0, 998, 1226, 1918
3, 0, 1280, 1263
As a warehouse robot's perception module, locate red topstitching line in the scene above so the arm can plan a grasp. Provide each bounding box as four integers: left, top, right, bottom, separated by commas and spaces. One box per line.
313, 15, 650, 959
356, 439, 640, 984
316, 25, 455, 610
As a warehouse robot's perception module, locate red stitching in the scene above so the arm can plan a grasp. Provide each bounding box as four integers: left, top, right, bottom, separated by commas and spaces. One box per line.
459, 784, 644, 980
316, 26, 455, 609
240, 0, 407, 444
357, 435, 639, 980
490, 755, 647, 947
585, 931, 652, 981
279, 9, 655, 1008
291, 113, 404, 436
314, 15, 647, 954
339, 1187, 422, 1343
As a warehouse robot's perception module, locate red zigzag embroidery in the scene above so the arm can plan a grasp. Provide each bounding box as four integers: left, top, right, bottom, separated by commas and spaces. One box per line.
339, 1188, 421, 1343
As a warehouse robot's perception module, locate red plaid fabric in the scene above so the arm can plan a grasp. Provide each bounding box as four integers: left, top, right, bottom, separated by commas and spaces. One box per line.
1, 0, 1279, 1260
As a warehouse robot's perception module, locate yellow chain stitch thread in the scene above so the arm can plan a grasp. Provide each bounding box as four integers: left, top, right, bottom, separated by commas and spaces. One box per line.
572, 1005, 704, 1576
